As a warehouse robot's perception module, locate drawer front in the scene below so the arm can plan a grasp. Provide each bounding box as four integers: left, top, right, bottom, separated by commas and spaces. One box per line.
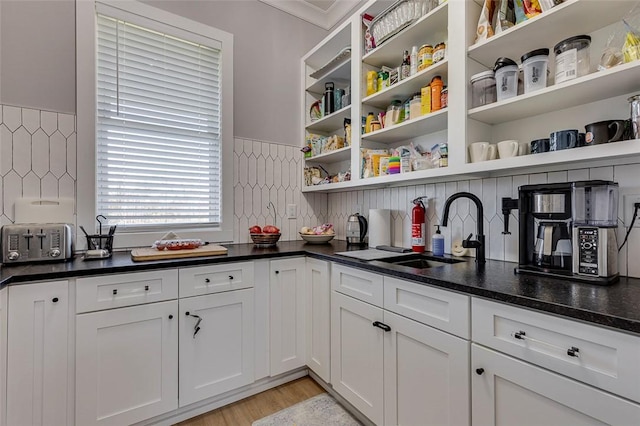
472, 298, 640, 402
331, 263, 383, 307
77, 270, 178, 313
179, 262, 254, 297
384, 276, 470, 338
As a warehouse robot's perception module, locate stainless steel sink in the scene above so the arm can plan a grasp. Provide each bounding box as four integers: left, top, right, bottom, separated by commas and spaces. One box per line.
371, 253, 467, 270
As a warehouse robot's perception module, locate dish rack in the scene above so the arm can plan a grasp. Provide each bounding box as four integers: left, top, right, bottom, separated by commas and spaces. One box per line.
371, 0, 434, 48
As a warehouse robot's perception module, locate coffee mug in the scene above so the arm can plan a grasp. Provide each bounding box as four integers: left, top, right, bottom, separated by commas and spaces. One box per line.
518, 141, 530, 156
469, 142, 497, 162
531, 138, 550, 154
585, 120, 626, 145
550, 129, 579, 151
497, 140, 519, 159
578, 132, 586, 147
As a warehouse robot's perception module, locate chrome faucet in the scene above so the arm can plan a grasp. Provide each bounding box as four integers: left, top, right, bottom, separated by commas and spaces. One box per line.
441, 192, 486, 264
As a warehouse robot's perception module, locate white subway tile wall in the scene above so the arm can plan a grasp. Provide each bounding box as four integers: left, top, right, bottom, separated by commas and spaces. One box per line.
327, 166, 640, 278
0, 105, 77, 226
232, 137, 327, 243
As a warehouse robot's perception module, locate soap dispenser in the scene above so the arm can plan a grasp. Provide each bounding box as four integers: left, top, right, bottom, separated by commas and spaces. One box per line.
433, 225, 445, 256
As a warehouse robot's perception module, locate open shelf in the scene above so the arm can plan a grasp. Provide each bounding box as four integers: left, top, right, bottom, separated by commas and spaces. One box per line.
362, 60, 448, 109
304, 146, 351, 164
468, 0, 634, 68
306, 106, 351, 133
306, 58, 351, 95
468, 61, 640, 125
361, 109, 448, 143
302, 180, 356, 192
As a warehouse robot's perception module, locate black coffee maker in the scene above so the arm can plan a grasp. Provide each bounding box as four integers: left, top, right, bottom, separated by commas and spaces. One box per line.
502, 180, 619, 284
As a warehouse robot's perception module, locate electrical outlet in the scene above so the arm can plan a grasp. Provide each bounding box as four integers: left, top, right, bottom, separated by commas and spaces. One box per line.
286, 204, 297, 219
623, 193, 640, 227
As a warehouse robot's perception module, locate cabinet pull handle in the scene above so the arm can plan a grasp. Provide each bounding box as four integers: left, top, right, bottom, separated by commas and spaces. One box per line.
52, 297, 59, 303
168, 314, 173, 320
476, 368, 485, 375
372, 321, 391, 332
229, 275, 234, 280
205, 278, 210, 283
512, 331, 580, 358
145, 285, 149, 291
186, 312, 202, 338
113, 289, 118, 295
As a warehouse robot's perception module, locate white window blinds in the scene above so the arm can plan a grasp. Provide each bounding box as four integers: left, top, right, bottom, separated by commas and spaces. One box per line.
96, 14, 222, 228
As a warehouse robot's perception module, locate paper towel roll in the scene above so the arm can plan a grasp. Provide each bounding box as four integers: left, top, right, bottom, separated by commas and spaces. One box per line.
368, 209, 391, 247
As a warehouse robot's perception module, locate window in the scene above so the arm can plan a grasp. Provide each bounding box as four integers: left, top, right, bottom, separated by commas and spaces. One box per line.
77, 1, 234, 247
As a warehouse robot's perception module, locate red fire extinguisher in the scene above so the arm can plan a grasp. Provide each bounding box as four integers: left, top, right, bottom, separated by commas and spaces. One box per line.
411, 197, 428, 253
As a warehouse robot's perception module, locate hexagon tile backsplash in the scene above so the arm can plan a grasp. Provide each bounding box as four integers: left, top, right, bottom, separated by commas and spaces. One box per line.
0, 105, 77, 226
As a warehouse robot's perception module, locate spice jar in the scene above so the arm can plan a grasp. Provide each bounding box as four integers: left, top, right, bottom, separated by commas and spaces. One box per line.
418, 44, 433, 71
433, 42, 446, 63
440, 86, 448, 108
430, 76, 443, 111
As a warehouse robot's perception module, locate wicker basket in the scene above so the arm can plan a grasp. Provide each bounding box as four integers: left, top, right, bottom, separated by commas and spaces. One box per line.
250, 233, 281, 247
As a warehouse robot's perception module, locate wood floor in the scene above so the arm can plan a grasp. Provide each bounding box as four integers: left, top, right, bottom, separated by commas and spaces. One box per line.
175, 376, 325, 426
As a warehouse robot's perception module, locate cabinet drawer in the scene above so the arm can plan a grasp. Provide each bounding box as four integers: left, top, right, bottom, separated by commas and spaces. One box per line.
331, 263, 383, 307
472, 298, 640, 403
77, 270, 178, 313
384, 276, 470, 338
179, 262, 254, 297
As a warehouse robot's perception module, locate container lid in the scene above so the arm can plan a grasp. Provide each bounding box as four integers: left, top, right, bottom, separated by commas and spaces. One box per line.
521, 48, 550, 63
553, 35, 591, 54
493, 57, 518, 72
470, 70, 495, 82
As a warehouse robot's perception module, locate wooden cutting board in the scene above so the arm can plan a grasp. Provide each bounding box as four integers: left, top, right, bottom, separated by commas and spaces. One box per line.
131, 244, 228, 261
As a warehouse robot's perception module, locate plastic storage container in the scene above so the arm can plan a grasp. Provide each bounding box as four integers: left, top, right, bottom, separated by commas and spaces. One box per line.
554, 35, 591, 84
521, 48, 549, 93
494, 57, 518, 101
470, 70, 496, 108
572, 181, 618, 227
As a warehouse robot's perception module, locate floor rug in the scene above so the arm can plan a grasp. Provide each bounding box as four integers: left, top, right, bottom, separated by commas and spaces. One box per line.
252, 393, 362, 426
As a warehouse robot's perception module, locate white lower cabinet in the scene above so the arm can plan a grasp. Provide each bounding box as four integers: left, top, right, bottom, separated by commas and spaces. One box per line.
305, 258, 331, 383
472, 344, 640, 425
76, 300, 178, 426
270, 257, 306, 376
7, 280, 70, 426
179, 289, 254, 406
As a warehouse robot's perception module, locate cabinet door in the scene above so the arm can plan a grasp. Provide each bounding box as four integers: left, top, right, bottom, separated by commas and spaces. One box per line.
7, 280, 69, 426
472, 344, 640, 426
270, 257, 306, 376
305, 258, 331, 383
179, 289, 254, 407
331, 291, 384, 425
76, 300, 178, 426
384, 310, 470, 426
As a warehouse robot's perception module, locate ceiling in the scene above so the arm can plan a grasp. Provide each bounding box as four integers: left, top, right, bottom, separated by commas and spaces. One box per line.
258, 0, 362, 30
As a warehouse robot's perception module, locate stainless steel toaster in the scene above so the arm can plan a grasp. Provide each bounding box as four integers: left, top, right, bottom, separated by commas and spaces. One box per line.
1, 223, 74, 263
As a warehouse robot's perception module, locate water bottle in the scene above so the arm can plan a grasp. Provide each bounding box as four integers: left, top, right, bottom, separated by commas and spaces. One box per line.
324, 82, 335, 116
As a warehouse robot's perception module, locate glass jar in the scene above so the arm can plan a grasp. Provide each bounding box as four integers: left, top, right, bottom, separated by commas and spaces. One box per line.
470, 70, 496, 108
554, 35, 591, 84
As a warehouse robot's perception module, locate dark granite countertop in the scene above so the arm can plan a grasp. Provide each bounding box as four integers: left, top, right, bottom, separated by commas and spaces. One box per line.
2, 239, 640, 335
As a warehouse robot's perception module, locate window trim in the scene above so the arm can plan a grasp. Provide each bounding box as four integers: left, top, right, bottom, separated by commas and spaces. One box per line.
77, 0, 234, 249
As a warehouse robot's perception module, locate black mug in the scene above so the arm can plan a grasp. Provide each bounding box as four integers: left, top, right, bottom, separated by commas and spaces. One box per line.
550, 130, 579, 151
530, 138, 550, 154
585, 120, 626, 145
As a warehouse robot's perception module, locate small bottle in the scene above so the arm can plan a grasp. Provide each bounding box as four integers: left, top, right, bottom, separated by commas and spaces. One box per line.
365, 112, 375, 133
439, 142, 448, 167
377, 71, 384, 92
324, 82, 335, 115
401, 50, 410, 80
430, 75, 443, 111
410, 45, 418, 75
432, 225, 445, 256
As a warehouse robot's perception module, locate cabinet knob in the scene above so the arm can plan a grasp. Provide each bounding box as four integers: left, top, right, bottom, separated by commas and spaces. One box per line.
476, 368, 485, 375
168, 314, 173, 319
274, 271, 279, 275
567, 347, 580, 357
185, 311, 190, 316
144, 285, 149, 291
205, 278, 210, 283
229, 275, 234, 280
113, 289, 118, 295
52, 297, 59, 303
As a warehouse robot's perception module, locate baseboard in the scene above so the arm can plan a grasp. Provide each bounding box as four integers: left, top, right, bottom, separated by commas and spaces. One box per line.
135, 368, 309, 426
307, 370, 375, 426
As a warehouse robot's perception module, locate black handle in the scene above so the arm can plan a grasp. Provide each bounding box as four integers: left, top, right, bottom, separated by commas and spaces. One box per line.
567, 347, 580, 357
229, 275, 234, 280
185, 311, 190, 316
476, 368, 485, 375
168, 314, 173, 319
113, 289, 118, 295
274, 271, 279, 275
145, 285, 149, 291
52, 297, 59, 303
205, 278, 210, 283
514, 330, 526, 340
372, 321, 391, 332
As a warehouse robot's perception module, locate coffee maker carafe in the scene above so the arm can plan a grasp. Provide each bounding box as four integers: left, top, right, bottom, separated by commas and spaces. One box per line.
505, 180, 619, 284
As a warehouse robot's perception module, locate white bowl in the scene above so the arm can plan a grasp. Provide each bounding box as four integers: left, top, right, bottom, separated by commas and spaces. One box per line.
299, 233, 335, 244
